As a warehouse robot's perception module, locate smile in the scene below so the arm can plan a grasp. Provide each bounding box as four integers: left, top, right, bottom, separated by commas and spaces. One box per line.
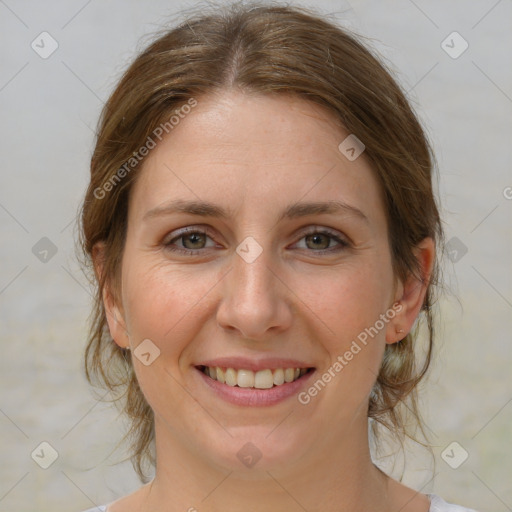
197, 365, 313, 389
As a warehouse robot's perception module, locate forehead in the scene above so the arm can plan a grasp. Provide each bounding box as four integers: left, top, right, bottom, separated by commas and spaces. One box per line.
159, 91, 349, 165
129, 91, 385, 228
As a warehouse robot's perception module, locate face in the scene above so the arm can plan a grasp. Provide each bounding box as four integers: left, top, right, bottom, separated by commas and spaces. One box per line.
104, 90, 409, 475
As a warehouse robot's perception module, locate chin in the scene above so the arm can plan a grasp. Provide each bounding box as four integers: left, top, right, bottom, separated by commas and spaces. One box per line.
204, 426, 310, 475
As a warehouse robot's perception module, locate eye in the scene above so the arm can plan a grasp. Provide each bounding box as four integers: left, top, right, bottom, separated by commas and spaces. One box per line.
292, 228, 350, 254
163, 226, 350, 256
163, 227, 216, 255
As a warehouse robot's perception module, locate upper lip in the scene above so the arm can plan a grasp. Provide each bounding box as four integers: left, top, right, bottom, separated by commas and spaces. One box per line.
195, 357, 315, 372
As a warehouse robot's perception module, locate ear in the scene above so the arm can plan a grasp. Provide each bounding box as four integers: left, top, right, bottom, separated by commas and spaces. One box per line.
385, 237, 436, 344
92, 241, 130, 349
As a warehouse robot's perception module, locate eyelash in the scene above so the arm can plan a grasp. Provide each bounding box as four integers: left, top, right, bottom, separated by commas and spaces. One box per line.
163, 226, 350, 256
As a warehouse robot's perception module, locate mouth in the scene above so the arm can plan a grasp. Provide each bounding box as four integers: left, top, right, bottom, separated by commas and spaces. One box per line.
195, 365, 315, 389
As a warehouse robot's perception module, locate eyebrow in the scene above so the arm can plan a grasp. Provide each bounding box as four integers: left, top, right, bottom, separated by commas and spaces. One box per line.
143, 199, 369, 224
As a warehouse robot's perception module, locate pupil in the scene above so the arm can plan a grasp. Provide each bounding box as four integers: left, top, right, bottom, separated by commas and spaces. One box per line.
309, 234, 328, 249
187, 233, 203, 248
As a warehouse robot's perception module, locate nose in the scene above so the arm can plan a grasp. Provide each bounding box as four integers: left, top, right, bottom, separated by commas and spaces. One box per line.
216, 243, 293, 341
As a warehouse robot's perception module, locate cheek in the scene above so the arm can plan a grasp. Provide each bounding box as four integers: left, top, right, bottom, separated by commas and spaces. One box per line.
121, 256, 220, 352
297, 273, 390, 416
300, 260, 392, 392
302, 260, 394, 339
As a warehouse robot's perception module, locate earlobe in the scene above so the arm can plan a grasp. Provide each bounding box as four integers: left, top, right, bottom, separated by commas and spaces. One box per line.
92, 242, 130, 350
385, 237, 436, 344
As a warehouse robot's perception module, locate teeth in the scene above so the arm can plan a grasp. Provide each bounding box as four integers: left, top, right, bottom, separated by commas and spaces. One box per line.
237, 369, 254, 388
216, 367, 225, 384
254, 369, 274, 389
283, 368, 294, 382
273, 368, 284, 386
225, 368, 237, 386
202, 366, 310, 389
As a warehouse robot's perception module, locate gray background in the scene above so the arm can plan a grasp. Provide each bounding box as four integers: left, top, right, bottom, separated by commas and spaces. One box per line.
0, 0, 511, 511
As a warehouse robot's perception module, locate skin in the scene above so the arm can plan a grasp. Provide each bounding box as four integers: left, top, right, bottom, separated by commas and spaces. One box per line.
94, 89, 435, 512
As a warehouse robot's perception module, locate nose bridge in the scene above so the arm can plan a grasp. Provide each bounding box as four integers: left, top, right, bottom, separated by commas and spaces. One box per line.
230, 205, 276, 292
216, 234, 290, 339
231, 235, 276, 307
230, 236, 277, 315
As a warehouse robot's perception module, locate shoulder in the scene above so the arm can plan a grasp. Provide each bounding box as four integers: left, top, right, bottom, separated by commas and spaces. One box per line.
79, 495, 479, 512
428, 494, 480, 512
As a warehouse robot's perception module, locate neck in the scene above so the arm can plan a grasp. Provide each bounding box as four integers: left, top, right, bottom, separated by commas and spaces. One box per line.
142, 411, 393, 512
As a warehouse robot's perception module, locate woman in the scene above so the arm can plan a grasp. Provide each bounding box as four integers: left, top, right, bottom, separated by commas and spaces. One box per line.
79, 2, 478, 511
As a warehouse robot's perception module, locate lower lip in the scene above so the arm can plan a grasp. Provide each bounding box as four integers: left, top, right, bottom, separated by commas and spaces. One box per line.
194, 367, 316, 407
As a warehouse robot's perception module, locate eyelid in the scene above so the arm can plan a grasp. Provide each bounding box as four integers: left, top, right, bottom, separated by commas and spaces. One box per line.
298, 225, 348, 241
163, 225, 217, 246
292, 226, 350, 251
163, 225, 350, 255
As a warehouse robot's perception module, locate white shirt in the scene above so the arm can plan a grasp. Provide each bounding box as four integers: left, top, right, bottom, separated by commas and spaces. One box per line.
80, 494, 479, 511
428, 494, 479, 511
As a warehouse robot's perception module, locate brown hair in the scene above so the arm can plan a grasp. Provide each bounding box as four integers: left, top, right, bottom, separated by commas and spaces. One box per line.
79, 0, 445, 481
